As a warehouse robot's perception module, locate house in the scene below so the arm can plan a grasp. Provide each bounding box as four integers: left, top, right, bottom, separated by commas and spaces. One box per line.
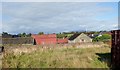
68, 33, 92, 43
88, 33, 99, 38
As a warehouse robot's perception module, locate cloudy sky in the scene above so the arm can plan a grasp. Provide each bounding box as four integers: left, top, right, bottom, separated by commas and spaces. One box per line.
2, 2, 118, 34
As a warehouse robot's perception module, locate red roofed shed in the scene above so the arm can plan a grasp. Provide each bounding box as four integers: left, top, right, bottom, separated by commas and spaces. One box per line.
32, 34, 57, 45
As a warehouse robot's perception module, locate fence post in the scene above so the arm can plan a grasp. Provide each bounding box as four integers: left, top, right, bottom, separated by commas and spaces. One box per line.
111, 30, 120, 69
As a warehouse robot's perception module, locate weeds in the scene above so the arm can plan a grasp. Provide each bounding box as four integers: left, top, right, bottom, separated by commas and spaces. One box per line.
2, 46, 110, 68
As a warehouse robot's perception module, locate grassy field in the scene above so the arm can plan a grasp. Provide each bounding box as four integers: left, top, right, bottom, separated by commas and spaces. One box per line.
2, 46, 111, 68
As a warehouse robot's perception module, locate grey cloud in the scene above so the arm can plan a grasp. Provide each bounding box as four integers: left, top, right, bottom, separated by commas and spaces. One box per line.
2, 2, 118, 34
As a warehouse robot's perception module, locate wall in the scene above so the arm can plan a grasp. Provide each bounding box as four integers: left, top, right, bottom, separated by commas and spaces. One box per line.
2, 37, 33, 45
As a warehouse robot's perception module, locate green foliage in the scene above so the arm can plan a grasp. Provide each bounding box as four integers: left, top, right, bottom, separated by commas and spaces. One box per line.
2, 32, 12, 38
2, 32, 9, 35
93, 34, 111, 42
57, 34, 73, 38
94, 32, 99, 35
18, 33, 22, 37
57, 34, 66, 38
26, 33, 32, 37
17, 33, 26, 37
38, 32, 44, 35
18, 33, 32, 37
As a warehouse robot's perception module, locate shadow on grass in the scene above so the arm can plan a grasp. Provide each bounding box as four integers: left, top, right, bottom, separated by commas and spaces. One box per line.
96, 53, 111, 68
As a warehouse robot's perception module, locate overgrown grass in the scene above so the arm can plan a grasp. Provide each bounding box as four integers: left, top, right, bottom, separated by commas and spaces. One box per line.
3, 46, 111, 68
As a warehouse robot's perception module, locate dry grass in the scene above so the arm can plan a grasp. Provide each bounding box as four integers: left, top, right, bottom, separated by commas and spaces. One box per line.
2, 45, 111, 68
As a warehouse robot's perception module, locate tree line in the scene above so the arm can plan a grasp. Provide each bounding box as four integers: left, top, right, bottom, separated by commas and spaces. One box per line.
2, 32, 46, 38
2, 32, 32, 38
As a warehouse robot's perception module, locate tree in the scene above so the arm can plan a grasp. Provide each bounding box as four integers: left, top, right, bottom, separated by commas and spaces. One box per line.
22, 33, 26, 37
17, 32, 27, 37
94, 32, 99, 35
2, 32, 12, 38
18, 33, 22, 37
27, 33, 32, 37
2, 32, 8, 35
18, 33, 31, 37
38, 32, 44, 35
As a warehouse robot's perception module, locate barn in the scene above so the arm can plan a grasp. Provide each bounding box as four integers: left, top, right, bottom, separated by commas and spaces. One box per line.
32, 34, 69, 45
32, 34, 57, 45
68, 33, 92, 43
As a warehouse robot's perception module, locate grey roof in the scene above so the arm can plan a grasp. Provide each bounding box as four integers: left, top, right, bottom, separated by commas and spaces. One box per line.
69, 33, 92, 40
68, 33, 81, 40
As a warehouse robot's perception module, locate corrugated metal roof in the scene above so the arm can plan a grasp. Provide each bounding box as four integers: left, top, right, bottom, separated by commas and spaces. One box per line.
32, 34, 57, 45
57, 38, 68, 44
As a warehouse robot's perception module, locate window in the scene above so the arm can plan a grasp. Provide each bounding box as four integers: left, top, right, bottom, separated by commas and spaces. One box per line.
81, 39, 84, 42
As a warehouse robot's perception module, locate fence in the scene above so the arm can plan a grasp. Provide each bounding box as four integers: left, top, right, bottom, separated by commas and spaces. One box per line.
111, 30, 120, 68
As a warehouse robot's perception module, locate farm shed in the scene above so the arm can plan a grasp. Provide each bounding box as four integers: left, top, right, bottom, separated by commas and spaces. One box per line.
32, 34, 57, 45
111, 30, 120, 68
68, 33, 92, 43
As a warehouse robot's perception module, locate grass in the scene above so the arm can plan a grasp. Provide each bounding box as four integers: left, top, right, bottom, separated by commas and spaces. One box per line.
2, 46, 111, 68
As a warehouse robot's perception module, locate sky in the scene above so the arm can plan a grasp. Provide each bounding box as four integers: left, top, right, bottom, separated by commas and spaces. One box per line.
1, 0, 120, 2
1, 2, 119, 34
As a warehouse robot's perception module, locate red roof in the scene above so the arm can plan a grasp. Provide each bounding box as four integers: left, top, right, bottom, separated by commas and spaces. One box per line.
32, 34, 57, 45
57, 38, 68, 44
